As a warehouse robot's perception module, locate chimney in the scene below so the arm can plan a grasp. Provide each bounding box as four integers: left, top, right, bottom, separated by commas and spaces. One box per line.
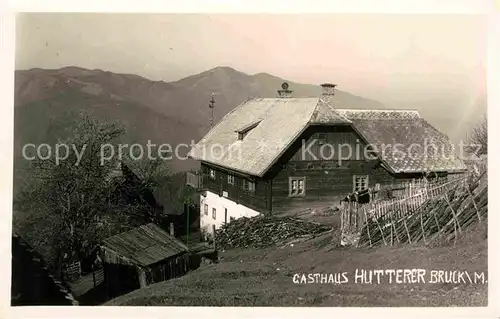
277, 82, 292, 98
321, 83, 336, 96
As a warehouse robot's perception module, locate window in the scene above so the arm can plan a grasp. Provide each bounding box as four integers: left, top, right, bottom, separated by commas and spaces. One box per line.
228, 174, 235, 185
289, 177, 306, 197
353, 175, 369, 192
204, 204, 208, 215
243, 179, 255, 193
317, 133, 327, 145
212, 208, 216, 220
209, 169, 216, 179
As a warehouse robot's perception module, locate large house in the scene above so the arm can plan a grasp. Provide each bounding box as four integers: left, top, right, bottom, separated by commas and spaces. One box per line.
187, 83, 466, 236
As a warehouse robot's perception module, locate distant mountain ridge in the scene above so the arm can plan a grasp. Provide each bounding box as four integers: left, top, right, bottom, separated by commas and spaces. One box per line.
14, 66, 389, 175
17, 65, 477, 186
15, 65, 387, 124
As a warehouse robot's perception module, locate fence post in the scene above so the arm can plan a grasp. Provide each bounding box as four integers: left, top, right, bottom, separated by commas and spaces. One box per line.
444, 193, 462, 233
403, 216, 411, 243
363, 207, 372, 247
419, 211, 427, 245
466, 185, 482, 223
340, 202, 344, 231
374, 214, 387, 246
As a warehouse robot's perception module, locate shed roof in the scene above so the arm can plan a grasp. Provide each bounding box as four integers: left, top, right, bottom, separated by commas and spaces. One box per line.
188, 96, 466, 176
102, 223, 189, 267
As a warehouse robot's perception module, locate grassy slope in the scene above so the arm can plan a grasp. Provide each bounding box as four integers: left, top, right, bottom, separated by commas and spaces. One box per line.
106, 223, 487, 307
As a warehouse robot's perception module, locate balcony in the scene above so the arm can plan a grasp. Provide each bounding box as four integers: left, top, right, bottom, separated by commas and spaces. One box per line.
186, 171, 203, 190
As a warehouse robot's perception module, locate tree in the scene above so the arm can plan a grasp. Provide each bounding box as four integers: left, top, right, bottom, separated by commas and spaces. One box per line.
466, 115, 487, 157
119, 147, 172, 223
13, 114, 167, 274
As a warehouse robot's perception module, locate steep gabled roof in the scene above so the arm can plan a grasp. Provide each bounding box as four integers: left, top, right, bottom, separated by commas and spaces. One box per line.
188, 96, 466, 176
102, 223, 189, 267
189, 98, 320, 176
336, 110, 465, 173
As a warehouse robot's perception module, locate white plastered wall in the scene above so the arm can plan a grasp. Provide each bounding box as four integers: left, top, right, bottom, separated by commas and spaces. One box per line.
199, 190, 261, 236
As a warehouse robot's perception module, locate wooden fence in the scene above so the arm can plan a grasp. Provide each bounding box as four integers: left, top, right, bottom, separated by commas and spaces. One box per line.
389, 176, 449, 199
63, 261, 82, 282
92, 268, 104, 287
340, 176, 467, 245
368, 178, 465, 220
357, 172, 487, 247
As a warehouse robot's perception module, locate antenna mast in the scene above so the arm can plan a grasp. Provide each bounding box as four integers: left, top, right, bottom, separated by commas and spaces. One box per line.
209, 93, 216, 128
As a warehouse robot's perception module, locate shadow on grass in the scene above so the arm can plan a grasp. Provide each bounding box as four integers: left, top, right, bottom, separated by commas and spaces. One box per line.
76, 283, 109, 305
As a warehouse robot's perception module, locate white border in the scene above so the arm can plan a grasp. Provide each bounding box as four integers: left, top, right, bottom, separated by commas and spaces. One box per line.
0, 7, 16, 319
1, 1, 498, 318
6, 0, 494, 14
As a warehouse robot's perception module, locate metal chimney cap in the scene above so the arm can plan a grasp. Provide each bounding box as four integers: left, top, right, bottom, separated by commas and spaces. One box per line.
277, 82, 292, 98
321, 83, 337, 88
321, 83, 337, 96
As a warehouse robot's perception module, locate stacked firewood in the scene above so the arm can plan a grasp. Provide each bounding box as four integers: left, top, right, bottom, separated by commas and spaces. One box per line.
357, 172, 488, 247
214, 214, 332, 249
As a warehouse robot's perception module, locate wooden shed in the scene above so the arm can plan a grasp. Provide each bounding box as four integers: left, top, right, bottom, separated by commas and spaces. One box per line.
101, 223, 195, 298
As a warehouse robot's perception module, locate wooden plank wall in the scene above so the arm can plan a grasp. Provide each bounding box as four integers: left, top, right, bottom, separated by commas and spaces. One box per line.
200, 163, 268, 212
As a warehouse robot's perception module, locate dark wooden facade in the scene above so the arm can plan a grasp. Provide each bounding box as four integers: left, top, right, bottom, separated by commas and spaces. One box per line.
200, 125, 449, 213
100, 224, 201, 300
200, 163, 270, 212
102, 250, 197, 299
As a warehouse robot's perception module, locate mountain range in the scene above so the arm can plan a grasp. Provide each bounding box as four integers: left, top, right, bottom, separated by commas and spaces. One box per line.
14, 66, 385, 169
14, 66, 485, 191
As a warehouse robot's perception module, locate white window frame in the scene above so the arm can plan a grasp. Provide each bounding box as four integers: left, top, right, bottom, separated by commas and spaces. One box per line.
353, 175, 369, 192
289, 176, 306, 197
317, 133, 327, 145
243, 179, 255, 193
209, 169, 216, 179
204, 204, 208, 215
228, 174, 235, 185
212, 207, 216, 220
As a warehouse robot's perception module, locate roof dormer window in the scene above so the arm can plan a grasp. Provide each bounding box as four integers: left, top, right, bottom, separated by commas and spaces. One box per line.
235, 119, 262, 140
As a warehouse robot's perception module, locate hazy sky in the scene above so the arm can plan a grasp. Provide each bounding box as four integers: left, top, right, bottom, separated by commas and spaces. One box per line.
15, 13, 486, 107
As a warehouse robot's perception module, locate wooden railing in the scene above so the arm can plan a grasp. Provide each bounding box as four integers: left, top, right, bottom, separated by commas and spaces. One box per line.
186, 171, 202, 189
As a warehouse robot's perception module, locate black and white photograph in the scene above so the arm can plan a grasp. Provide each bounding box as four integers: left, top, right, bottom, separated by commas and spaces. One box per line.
2, 2, 496, 314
